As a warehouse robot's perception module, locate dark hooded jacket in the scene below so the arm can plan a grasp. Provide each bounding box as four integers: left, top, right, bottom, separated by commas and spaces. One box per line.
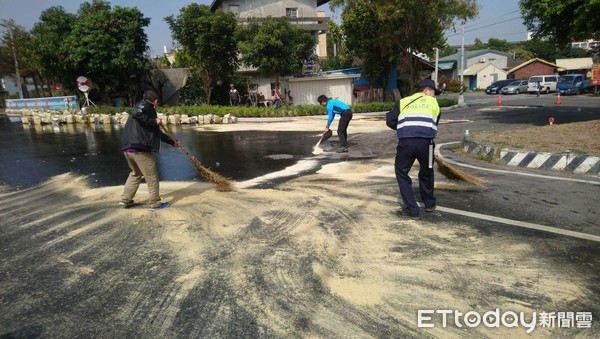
121, 100, 174, 152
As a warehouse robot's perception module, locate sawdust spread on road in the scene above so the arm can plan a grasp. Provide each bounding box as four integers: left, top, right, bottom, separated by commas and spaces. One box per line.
1, 114, 597, 337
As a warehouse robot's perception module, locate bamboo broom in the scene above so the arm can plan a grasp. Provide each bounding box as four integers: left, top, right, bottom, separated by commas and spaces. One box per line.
434, 155, 486, 186
160, 124, 235, 192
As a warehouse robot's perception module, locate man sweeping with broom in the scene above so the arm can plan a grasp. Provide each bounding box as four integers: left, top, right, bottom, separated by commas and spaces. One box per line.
386, 79, 441, 218
119, 90, 180, 211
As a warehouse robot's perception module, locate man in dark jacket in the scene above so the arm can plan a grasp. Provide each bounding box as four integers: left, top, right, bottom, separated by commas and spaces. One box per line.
120, 90, 179, 211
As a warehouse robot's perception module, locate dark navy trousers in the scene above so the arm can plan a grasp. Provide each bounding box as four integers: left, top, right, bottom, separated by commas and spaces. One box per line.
394, 138, 436, 216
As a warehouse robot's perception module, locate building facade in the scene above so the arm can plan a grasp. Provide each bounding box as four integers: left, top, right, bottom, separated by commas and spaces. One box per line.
507, 58, 562, 80
210, 0, 331, 104
437, 49, 516, 89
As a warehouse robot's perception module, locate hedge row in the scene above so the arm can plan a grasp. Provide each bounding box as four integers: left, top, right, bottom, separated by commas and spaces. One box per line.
87, 98, 458, 117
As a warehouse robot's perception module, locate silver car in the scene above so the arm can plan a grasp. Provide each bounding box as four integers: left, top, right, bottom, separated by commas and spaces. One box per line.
501, 80, 529, 95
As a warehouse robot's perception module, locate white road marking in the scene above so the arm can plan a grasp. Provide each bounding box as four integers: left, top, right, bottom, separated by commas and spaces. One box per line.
433, 142, 600, 242
435, 205, 600, 243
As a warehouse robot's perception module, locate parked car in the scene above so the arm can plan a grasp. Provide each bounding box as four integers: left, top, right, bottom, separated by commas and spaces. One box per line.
485, 79, 514, 94
527, 75, 558, 94
501, 80, 529, 95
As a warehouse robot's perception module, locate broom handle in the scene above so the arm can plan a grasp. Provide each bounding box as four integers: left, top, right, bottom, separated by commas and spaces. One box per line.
159, 123, 202, 165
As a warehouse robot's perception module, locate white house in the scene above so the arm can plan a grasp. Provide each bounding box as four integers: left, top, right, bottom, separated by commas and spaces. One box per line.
281, 73, 360, 105
462, 63, 508, 90
437, 49, 514, 89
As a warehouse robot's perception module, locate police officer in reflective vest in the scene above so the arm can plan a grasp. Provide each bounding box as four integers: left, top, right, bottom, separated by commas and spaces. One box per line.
386, 79, 441, 217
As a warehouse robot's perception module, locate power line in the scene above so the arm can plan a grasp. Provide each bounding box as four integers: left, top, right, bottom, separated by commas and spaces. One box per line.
462, 9, 521, 30
446, 17, 523, 38
447, 31, 530, 47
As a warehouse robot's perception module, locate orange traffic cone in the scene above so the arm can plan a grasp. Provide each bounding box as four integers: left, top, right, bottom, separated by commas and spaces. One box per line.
497, 95, 503, 105
555, 93, 561, 104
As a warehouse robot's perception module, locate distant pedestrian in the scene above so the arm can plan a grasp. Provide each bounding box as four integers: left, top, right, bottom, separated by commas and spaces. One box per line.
536, 81, 542, 97
229, 84, 240, 106
273, 87, 284, 107
119, 90, 180, 211
386, 79, 441, 218
317, 95, 353, 153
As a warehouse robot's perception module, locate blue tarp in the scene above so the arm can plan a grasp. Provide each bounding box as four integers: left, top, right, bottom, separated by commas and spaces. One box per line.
326, 67, 398, 90
437, 62, 455, 70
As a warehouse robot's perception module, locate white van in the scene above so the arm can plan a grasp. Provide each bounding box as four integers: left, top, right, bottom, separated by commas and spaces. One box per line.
527, 75, 559, 94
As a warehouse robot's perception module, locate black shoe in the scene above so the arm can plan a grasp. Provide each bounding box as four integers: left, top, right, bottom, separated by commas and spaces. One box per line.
424, 205, 436, 212
336, 147, 348, 153
119, 199, 135, 208
395, 208, 420, 219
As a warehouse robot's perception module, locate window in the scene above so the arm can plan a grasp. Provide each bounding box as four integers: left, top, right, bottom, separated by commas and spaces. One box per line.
286, 8, 298, 18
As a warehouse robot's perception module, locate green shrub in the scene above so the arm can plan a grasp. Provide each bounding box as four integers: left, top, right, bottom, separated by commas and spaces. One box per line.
437, 98, 458, 107
87, 98, 457, 118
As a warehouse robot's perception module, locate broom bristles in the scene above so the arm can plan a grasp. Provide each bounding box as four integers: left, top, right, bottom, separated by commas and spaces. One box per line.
160, 124, 235, 191
434, 155, 486, 186
189, 155, 235, 192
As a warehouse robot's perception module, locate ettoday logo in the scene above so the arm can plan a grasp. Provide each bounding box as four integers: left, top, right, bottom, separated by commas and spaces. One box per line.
417, 309, 593, 334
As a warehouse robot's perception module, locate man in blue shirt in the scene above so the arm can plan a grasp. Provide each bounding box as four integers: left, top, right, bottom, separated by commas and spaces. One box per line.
317, 95, 353, 153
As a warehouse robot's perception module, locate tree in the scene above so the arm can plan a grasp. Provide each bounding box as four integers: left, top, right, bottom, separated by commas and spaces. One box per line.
336, 1, 394, 85
237, 17, 317, 85
165, 4, 239, 105
467, 37, 512, 54
507, 45, 534, 61
520, 0, 600, 47
29, 6, 76, 91
470, 38, 487, 50
331, 0, 478, 93
322, 19, 353, 71
61, 0, 150, 101
486, 38, 510, 52
438, 44, 458, 58
0, 20, 35, 98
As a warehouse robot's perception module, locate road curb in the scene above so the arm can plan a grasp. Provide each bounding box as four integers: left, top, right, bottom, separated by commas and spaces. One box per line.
463, 139, 600, 175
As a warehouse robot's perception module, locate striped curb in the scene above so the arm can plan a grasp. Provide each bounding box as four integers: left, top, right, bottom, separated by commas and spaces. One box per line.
463, 140, 600, 175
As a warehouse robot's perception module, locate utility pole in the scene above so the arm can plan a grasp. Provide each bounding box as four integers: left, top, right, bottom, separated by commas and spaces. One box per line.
433, 47, 439, 85
8, 27, 24, 99
458, 21, 465, 106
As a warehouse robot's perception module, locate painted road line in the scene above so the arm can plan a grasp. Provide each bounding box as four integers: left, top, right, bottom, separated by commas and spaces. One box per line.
436, 205, 600, 243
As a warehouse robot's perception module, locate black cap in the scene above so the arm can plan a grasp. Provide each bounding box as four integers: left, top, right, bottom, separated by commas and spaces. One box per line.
418, 79, 442, 95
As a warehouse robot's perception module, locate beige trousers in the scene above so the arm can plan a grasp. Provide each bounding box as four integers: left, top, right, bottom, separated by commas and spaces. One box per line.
120, 152, 161, 206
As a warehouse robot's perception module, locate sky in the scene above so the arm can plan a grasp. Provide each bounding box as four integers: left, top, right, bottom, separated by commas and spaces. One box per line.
0, 0, 530, 56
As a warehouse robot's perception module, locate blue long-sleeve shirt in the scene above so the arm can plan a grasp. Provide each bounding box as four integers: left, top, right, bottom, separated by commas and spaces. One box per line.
325, 99, 350, 127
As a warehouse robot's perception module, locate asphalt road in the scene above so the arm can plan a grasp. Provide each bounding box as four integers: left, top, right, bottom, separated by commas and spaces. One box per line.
435, 93, 599, 237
